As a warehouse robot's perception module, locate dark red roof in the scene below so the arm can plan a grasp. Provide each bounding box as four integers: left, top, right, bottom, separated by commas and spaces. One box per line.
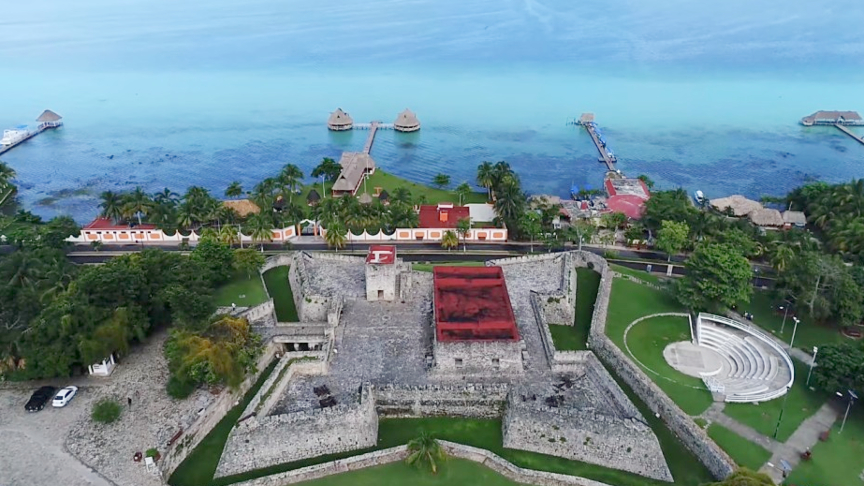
83, 217, 157, 230
418, 204, 470, 229
606, 195, 646, 220
433, 266, 520, 342
366, 245, 396, 264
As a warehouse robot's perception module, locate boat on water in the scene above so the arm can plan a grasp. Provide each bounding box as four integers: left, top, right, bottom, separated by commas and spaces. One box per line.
695, 190, 705, 205
1, 125, 32, 146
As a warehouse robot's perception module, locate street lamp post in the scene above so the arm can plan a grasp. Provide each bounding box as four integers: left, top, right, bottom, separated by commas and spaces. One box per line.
838, 390, 858, 434
773, 386, 792, 439
779, 305, 790, 334
806, 346, 819, 386
789, 316, 801, 350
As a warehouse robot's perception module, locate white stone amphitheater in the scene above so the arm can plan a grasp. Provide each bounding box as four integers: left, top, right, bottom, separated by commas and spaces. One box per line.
664, 313, 794, 403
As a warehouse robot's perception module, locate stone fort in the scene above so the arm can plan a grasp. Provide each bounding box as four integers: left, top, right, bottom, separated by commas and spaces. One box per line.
214, 247, 674, 482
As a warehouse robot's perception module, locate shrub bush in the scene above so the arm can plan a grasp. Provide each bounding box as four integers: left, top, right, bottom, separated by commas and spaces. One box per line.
166, 375, 196, 399
91, 398, 122, 424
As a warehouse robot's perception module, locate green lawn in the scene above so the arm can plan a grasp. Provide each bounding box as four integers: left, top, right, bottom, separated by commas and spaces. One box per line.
413, 261, 486, 273
740, 290, 844, 351
168, 359, 278, 486
360, 170, 488, 207
299, 458, 524, 486
787, 407, 864, 486
548, 268, 601, 351
213, 273, 269, 308
723, 360, 829, 442
609, 263, 664, 285
706, 424, 772, 471
262, 266, 298, 322
605, 278, 683, 337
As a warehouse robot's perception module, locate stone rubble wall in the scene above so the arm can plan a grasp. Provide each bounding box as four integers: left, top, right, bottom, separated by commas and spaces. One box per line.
585, 257, 736, 480
239, 300, 276, 325
529, 291, 591, 372
244, 354, 327, 419
215, 384, 378, 478
433, 339, 524, 374
261, 253, 296, 273
159, 340, 282, 478
288, 253, 332, 322
313, 253, 366, 263
227, 441, 613, 486
374, 383, 510, 418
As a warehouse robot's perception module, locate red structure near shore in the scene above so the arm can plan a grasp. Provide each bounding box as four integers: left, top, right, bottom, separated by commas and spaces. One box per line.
433, 266, 519, 342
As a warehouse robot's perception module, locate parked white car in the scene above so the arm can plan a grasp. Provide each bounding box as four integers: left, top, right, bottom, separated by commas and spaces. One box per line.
52, 386, 78, 407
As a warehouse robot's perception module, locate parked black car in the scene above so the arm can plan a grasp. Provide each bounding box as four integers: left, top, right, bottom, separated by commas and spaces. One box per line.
25, 386, 57, 412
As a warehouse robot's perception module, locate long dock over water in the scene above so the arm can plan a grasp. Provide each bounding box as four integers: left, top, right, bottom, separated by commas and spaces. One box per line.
834, 124, 864, 146
0, 110, 64, 156
0, 125, 49, 156
576, 113, 617, 171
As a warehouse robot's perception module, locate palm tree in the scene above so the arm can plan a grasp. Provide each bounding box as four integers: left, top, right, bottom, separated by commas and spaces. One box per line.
247, 213, 273, 249
491, 161, 512, 194
153, 187, 180, 207
324, 222, 347, 251
456, 217, 471, 252
280, 164, 304, 202
218, 223, 240, 246
148, 202, 177, 232
122, 186, 153, 225
454, 182, 472, 206
441, 230, 458, 251
476, 161, 495, 201
0, 160, 16, 186
225, 181, 243, 199
405, 431, 446, 474
175, 200, 200, 231
493, 178, 524, 223
391, 187, 412, 206
99, 191, 124, 223
771, 243, 795, 273
432, 173, 450, 190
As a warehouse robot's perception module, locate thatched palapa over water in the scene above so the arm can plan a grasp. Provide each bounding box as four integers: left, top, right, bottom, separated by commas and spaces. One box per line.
36, 109, 63, 129
393, 109, 420, 132
327, 108, 353, 131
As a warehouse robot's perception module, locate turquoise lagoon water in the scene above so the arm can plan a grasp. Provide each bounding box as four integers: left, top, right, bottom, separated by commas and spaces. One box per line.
0, 0, 863, 221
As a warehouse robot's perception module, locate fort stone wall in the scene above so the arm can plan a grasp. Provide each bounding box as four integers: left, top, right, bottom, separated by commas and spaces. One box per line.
374, 383, 509, 418
288, 253, 332, 322
433, 339, 523, 374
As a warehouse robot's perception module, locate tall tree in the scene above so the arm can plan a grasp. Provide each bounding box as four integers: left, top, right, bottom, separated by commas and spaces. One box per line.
123, 186, 153, 226
476, 161, 495, 201
637, 174, 655, 189
520, 212, 542, 252
810, 343, 864, 394
153, 188, 180, 207
677, 242, 752, 311
493, 177, 524, 225
99, 191, 124, 223
455, 182, 472, 206
441, 230, 458, 252
405, 431, 446, 474
656, 220, 689, 261
225, 181, 243, 199
568, 220, 596, 251
0, 160, 16, 186
233, 248, 265, 278
279, 164, 304, 202
456, 217, 472, 252
247, 213, 273, 249
708, 468, 775, 486
432, 173, 451, 190
324, 222, 347, 251
311, 157, 342, 182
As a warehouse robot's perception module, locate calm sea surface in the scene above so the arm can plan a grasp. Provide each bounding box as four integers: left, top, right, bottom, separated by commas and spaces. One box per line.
1, 0, 863, 221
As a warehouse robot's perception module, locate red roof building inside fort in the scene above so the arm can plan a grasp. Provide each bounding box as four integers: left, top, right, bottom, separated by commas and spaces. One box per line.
433, 266, 520, 342
366, 245, 396, 264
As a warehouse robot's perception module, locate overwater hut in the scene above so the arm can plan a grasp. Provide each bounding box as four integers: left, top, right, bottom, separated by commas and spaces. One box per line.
223, 199, 260, 217
782, 210, 806, 228
710, 195, 763, 217
331, 152, 376, 197
36, 109, 63, 129
307, 189, 321, 206
800, 111, 863, 126
378, 189, 390, 205
327, 108, 354, 131
358, 193, 373, 205
748, 208, 784, 228
393, 109, 420, 132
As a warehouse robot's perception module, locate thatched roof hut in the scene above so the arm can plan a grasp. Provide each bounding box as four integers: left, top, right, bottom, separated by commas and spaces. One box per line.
307, 189, 321, 206
36, 110, 62, 122
332, 152, 376, 196
748, 208, 784, 227
782, 210, 806, 227
223, 199, 260, 217
710, 195, 763, 217
394, 109, 420, 132
358, 193, 373, 205
801, 111, 862, 126
328, 108, 354, 131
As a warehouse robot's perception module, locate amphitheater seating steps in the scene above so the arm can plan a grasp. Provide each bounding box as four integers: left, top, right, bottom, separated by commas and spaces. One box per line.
695, 323, 792, 403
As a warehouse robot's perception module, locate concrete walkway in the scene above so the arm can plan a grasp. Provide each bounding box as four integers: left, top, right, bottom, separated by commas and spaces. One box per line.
759, 401, 839, 483
699, 402, 783, 453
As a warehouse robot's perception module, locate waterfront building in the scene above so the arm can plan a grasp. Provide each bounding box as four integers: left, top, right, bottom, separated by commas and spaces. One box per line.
800, 111, 863, 126
331, 152, 376, 197
327, 108, 353, 131
36, 109, 63, 129
393, 109, 420, 132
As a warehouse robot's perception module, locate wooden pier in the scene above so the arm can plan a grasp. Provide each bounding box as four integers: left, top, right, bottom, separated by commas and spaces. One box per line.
361, 121, 381, 154
834, 124, 864, 146
576, 113, 617, 171
0, 110, 64, 156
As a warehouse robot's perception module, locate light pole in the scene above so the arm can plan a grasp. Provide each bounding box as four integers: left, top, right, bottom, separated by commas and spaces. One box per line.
773, 386, 792, 439
806, 346, 818, 386
779, 305, 790, 334
837, 390, 858, 434
788, 316, 801, 350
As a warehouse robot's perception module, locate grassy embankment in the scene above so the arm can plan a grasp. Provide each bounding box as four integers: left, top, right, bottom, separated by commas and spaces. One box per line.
548, 268, 601, 351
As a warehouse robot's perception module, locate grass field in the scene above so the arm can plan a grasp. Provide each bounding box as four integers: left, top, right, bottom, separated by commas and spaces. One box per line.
299, 458, 524, 486
723, 359, 829, 442
360, 170, 488, 207
608, 263, 664, 285
548, 268, 601, 351
740, 291, 844, 350
168, 359, 278, 486
262, 266, 298, 322
706, 424, 772, 471
412, 261, 486, 273
787, 406, 864, 486
213, 272, 269, 308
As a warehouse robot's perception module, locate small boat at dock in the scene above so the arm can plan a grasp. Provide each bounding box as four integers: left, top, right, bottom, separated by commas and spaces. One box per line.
695, 190, 705, 205
1, 125, 32, 146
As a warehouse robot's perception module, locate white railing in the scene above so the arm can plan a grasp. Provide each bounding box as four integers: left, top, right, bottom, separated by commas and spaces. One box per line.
697, 313, 794, 403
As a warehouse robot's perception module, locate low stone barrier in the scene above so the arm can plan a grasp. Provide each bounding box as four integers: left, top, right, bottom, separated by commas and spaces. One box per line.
244, 353, 326, 418
374, 383, 509, 418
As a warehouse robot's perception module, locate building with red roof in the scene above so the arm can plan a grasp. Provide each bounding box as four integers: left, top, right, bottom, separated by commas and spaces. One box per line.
418, 203, 470, 229
365, 245, 404, 301
604, 178, 651, 220
366, 245, 396, 265
432, 266, 524, 374
80, 217, 160, 244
